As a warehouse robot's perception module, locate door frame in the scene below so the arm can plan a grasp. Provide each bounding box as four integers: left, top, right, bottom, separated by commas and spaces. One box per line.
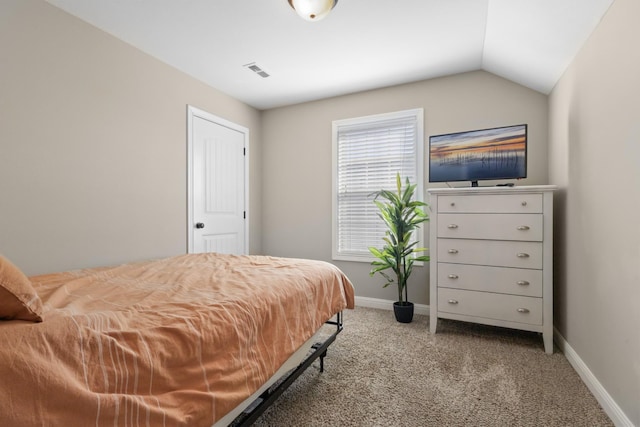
186, 105, 250, 254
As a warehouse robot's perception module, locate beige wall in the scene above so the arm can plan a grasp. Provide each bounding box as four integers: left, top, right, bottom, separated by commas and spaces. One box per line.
0, 0, 262, 275
262, 71, 548, 305
549, 0, 640, 424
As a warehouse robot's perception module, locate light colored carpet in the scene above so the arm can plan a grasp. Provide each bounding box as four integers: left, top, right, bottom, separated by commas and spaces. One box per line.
253, 306, 612, 426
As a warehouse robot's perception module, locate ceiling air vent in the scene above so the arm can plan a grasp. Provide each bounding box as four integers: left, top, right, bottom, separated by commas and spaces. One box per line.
244, 62, 270, 78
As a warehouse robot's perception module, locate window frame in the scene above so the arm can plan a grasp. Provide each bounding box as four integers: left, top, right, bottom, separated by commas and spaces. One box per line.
331, 108, 425, 263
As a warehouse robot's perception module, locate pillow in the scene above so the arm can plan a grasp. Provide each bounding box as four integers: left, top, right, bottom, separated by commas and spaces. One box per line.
0, 255, 44, 322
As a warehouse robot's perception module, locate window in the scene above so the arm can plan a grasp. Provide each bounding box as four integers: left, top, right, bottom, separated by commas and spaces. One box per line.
332, 109, 424, 262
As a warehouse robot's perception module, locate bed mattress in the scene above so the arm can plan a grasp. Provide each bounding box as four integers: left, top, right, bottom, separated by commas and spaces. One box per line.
0, 253, 354, 427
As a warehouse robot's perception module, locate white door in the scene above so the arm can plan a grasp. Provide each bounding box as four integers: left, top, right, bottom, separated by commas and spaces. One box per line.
187, 106, 248, 254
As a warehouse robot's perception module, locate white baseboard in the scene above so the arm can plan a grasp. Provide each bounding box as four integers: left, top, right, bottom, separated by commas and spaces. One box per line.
354, 296, 430, 316
553, 328, 633, 427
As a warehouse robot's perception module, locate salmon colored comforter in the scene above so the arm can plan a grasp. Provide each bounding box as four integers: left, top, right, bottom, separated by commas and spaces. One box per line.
0, 253, 354, 427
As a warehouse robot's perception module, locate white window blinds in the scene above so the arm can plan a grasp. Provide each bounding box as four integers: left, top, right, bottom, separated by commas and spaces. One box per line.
332, 109, 424, 261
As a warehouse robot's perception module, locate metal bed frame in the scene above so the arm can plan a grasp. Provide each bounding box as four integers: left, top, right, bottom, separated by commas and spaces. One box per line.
230, 312, 344, 425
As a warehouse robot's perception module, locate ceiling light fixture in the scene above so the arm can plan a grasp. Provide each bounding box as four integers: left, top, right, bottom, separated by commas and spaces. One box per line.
287, 0, 338, 22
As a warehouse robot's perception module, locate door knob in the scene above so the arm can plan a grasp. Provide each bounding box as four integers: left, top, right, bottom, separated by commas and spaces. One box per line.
195, 222, 205, 229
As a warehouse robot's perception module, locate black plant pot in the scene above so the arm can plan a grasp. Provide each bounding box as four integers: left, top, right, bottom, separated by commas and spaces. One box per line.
393, 301, 414, 323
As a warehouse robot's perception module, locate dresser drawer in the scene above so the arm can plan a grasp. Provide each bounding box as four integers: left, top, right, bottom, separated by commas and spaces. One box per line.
438, 193, 543, 214
437, 238, 543, 269
438, 288, 542, 325
437, 263, 542, 297
437, 213, 543, 241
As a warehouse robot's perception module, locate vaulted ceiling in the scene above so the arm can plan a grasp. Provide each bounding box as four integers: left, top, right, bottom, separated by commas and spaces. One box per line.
46, 0, 614, 110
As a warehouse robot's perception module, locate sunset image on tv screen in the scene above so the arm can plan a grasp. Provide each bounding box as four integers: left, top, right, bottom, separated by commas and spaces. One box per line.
429, 124, 527, 183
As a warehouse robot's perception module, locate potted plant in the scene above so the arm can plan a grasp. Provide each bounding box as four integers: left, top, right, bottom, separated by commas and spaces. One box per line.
368, 174, 429, 323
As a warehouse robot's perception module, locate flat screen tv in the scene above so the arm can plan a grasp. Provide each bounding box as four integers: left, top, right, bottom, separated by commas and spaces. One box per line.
429, 124, 527, 187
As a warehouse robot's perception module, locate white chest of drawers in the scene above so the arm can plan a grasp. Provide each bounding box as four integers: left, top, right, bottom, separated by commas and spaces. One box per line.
428, 185, 556, 353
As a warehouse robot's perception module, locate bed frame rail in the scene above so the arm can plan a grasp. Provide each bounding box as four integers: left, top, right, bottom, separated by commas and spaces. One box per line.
231, 312, 344, 426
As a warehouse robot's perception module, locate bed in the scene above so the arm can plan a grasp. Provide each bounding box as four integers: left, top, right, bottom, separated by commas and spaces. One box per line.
0, 252, 354, 426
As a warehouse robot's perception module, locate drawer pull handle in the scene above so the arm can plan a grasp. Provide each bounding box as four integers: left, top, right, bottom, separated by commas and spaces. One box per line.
521, 201, 527, 206
450, 202, 455, 207
448, 299, 459, 305
448, 249, 459, 254
448, 274, 459, 279
517, 308, 530, 313
517, 280, 530, 286
447, 224, 459, 229
516, 225, 530, 231
517, 253, 530, 258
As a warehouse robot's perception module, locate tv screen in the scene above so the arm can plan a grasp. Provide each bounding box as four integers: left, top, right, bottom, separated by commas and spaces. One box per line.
429, 124, 527, 187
